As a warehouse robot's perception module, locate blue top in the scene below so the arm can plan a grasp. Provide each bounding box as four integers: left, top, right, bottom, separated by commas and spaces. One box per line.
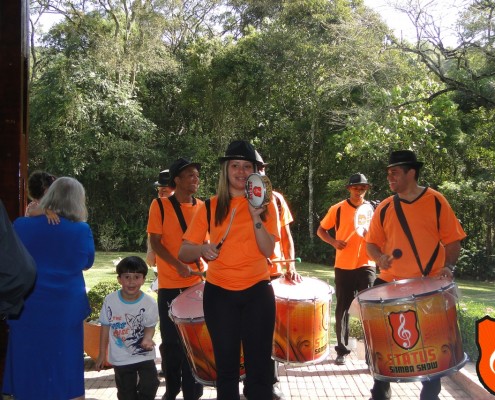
11, 215, 95, 326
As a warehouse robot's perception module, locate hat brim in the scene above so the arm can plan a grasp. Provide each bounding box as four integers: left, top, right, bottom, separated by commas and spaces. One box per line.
154, 182, 169, 187
170, 162, 201, 181
219, 155, 257, 164
346, 183, 371, 188
387, 161, 424, 169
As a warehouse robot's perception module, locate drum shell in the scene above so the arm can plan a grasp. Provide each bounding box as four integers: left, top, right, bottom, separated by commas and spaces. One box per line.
169, 282, 245, 386
357, 277, 467, 382
272, 277, 334, 364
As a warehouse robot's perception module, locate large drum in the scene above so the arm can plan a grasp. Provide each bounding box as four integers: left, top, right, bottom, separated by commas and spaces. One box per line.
169, 282, 245, 386
272, 277, 334, 364
356, 277, 467, 382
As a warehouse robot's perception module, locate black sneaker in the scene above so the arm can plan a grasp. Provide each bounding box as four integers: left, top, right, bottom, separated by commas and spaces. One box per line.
335, 355, 346, 365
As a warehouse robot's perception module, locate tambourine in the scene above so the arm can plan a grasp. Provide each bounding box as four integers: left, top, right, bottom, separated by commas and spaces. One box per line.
354, 202, 374, 237
245, 173, 273, 208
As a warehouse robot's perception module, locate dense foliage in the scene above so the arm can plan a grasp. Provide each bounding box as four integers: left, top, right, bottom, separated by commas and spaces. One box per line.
29, 0, 494, 280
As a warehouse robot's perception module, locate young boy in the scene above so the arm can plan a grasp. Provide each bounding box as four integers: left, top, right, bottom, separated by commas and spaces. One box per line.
95, 256, 160, 400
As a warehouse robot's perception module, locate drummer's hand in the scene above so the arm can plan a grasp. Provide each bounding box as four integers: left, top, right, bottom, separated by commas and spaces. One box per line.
177, 262, 192, 278
377, 253, 394, 270
201, 243, 219, 261
285, 268, 302, 284
333, 239, 347, 250
439, 267, 454, 280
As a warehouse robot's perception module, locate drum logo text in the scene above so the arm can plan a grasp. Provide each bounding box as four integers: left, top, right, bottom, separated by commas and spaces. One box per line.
388, 310, 419, 350
476, 315, 495, 395
253, 186, 262, 198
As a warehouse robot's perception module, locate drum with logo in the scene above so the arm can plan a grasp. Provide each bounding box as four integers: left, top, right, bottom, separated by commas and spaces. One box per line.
169, 282, 245, 386
356, 277, 467, 382
272, 276, 334, 364
245, 173, 272, 208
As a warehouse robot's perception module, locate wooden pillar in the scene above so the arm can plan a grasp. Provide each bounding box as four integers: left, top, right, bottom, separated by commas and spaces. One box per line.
0, 0, 29, 387
0, 0, 29, 219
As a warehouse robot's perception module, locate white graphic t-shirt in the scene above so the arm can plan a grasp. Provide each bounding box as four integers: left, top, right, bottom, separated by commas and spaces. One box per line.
99, 290, 159, 366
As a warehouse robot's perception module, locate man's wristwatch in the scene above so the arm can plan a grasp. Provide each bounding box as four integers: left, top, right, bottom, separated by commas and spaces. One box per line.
255, 222, 262, 229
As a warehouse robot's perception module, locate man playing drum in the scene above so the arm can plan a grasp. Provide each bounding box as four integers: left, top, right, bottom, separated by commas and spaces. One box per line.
365, 150, 466, 400
147, 158, 206, 400
317, 173, 377, 365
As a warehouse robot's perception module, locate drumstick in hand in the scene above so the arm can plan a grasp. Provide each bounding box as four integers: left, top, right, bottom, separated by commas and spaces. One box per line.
270, 258, 302, 264
344, 231, 356, 243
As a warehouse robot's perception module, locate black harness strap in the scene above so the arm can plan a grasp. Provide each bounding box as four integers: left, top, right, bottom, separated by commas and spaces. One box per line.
155, 197, 165, 224
393, 194, 440, 276
168, 195, 202, 274
335, 206, 341, 231
205, 198, 211, 233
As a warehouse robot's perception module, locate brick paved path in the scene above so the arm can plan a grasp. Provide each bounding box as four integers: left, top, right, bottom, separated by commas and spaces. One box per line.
84, 344, 477, 400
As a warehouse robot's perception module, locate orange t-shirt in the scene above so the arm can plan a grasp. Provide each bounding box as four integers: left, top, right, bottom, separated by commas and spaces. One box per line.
147, 197, 205, 289
270, 191, 294, 276
183, 195, 279, 291
320, 199, 375, 269
366, 188, 466, 282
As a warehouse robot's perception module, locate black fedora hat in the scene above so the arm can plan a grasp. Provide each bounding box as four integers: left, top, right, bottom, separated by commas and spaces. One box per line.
154, 169, 171, 187
169, 158, 201, 187
218, 140, 258, 164
346, 173, 370, 188
387, 150, 424, 169
254, 150, 268, 168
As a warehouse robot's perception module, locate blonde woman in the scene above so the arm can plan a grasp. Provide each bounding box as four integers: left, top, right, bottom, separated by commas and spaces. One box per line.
179, 140, 279, 400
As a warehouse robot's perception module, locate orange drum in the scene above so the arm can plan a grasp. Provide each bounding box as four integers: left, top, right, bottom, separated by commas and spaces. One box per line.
356, 277, 467, 382
272, 277, 334, 364
169, 282, 245, 386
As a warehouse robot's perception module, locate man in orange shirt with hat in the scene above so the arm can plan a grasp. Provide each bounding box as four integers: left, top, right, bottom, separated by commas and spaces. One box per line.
317, 173, 376, 365
147, 158, 205, 400
366, 150, 466, 400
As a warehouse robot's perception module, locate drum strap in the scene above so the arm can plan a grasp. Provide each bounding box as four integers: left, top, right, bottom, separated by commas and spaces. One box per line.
168, 195, 203, 275
393, 194, 440, 276
205, 199, 211, 233
155, 198, 165, 224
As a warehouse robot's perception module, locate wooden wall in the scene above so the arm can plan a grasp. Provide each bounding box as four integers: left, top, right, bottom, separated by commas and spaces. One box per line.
0, 0, 29, 220
0, 0, 29, 387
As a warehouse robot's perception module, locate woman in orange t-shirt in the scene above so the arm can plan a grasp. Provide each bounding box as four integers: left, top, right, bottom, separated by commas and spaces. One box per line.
179, 140, 279, 400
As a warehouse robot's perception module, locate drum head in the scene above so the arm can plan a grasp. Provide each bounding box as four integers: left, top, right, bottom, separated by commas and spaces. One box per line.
357, 277, 456, 303
272, 276, 334, 301
354, 202, 374, 237
169, 282, 205, 320
245, 173, 272, 208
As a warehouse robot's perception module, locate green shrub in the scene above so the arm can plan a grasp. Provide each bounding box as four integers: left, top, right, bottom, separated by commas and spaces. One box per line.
87, 280, 121, 321
348, 317, 364, 339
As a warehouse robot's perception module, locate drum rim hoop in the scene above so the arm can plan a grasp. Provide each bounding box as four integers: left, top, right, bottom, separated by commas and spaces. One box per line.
356, 277, 456, 304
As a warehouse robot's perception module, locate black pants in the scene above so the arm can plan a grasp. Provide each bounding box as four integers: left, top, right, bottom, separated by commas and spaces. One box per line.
204, 280, 275, 400
369, 278, 441, 400
371, 379, 441, 400
334, 266, 376, 357
114, 360, 159, 400
158, 288, 203, 400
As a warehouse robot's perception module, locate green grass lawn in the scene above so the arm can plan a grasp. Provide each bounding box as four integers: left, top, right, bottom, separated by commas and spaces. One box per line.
86, 251, 494, 307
